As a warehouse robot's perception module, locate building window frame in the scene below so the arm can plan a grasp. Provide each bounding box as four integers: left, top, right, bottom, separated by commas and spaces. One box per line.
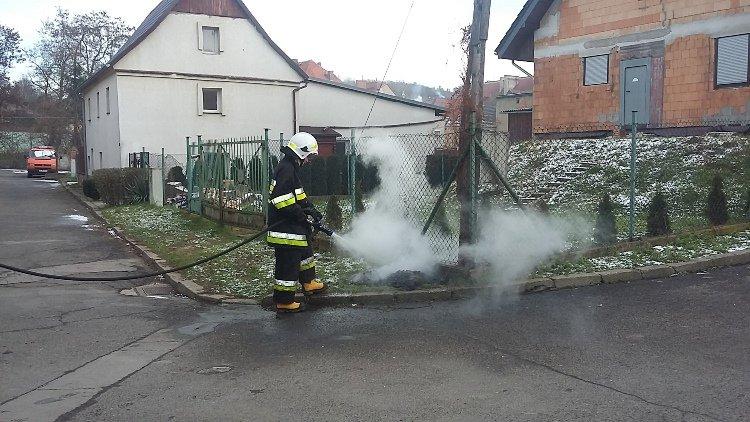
199, 87, 224, 115
106, 87, 111, 114
197, 24, 222, 54
96, 92, 100, 118
583, 54, 610, 86
714, 33, 750, 89
87, 98, 91, 122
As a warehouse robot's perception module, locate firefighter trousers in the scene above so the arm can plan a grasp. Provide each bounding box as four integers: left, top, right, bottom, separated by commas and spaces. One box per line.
273, 246, 317, 305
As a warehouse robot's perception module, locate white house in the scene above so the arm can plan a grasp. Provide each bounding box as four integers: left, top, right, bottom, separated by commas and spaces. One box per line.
80, 0, 445, 173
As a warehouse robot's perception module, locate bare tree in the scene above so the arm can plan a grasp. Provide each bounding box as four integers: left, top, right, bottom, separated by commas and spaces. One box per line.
26, 8, 132, 101
23, 8, 132, 149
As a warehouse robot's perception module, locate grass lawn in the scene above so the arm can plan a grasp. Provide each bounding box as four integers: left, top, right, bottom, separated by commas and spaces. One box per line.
101, 204, 371, 299
533, 229, 750, 277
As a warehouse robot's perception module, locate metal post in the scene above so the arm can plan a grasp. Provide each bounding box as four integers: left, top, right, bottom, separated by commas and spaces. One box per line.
218, 145, 224, 225
262, 129, 270, 222
161, 147, 165, 206
185, 137, 192, 212
350, 129, 357, 215
629, 111, 637, 241
197, 135, 203, 216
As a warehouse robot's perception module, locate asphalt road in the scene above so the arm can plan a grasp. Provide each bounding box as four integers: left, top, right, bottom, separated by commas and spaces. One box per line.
0, 169, 748, 422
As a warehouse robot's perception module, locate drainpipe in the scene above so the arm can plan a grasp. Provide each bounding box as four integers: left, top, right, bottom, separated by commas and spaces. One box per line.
512, 60, 533, 77
292, 80, 309, 134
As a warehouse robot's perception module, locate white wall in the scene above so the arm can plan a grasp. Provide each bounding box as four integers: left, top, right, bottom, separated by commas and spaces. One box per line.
116, 13, 302, 83
298, 81, 443, 134
116, 74, 295, 165
83, 72, 121, 174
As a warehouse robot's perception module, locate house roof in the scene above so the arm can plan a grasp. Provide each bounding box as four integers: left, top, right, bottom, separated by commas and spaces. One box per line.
508, 77, 534, 95
79, 0, 306, 92
309, 78, 446, 113
494, 0, 555, 62
298, 126, 342, 138
297, 60, 342, 83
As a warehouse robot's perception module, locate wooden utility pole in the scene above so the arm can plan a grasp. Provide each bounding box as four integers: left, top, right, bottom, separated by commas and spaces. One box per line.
457, 0, 492, 249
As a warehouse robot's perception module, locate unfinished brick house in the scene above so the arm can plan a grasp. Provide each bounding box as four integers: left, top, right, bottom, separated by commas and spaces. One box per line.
496, 0, 750, 135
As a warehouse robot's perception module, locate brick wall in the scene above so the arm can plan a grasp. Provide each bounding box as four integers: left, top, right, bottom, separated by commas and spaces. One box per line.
537, 0, 749, 47
533, 53, 620, 132
663, 34, 750, 123
532, 1, 750, 132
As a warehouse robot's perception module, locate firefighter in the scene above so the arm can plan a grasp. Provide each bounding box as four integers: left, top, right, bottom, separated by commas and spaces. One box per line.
267, 132, 327, 313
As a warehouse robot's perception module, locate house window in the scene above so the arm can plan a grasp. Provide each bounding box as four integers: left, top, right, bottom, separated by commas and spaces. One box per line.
87, 98, 91, 122
583, 54, 609, 86
99, 152, 103, 169
715, 34, 749, 87
202, 26, 220, 53
201, 88, 222, 113
96, 92, 100, 118
106, 87, 111, 114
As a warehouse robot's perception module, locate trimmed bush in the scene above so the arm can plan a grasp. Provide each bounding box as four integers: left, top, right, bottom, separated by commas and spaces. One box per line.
166, 166, 187, 186
425, 154, 458, 188
82, 177, 100, 201
594, 194, 617, 244
706, 174, 729, 226
324, 195, 343, 230
743, 188, 750, 221
356, 156, 379, 194
646, 191, 671, 236
92, 168, 149, 205
325, 155, 346, 195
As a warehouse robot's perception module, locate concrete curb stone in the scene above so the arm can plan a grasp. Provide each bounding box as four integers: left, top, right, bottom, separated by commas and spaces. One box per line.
551, 273, 603, 289
638, 265, 677, 279
59, 180, 750, 308
598, 269, 641, 284
521, 277, 555, 293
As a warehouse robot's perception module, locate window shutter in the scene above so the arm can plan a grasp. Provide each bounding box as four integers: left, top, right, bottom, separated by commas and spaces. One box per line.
716, 34, 749, 85
584, 55, 608, 85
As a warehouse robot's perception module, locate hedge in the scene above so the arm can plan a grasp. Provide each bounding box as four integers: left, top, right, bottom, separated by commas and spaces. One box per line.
92, 168, 149, 205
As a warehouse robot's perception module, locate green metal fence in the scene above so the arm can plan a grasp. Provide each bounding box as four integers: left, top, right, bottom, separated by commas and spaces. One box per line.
186, 133, 270, 222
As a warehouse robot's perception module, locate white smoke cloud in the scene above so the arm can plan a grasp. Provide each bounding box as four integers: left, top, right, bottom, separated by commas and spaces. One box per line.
333, 137, 440, 279
462, 210, 591, 286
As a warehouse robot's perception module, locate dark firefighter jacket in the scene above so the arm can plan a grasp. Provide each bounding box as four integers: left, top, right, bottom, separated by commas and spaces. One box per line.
267, 153, 313, 248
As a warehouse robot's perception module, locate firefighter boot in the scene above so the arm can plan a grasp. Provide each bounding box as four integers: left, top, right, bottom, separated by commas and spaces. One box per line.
276, 301, 305, 313
302, 279, 327, 296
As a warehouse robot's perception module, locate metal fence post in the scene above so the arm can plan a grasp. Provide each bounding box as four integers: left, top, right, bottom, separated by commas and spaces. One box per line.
629, 111, 637, 241
349, 129, 357, 215
161, 147, 165, 206
185, 137, 192, 212
262, 129, 270, 222
197, 135, 203, 216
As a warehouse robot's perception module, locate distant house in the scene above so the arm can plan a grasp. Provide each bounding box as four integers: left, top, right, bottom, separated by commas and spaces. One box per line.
496, 77, 533, 142
354, 80, 396, 96
79, 0, 444, 174
496, 0, 750, 135
297, 60, 342, 83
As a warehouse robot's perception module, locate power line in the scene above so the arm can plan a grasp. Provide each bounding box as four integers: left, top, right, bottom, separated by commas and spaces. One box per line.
360, 0, 416, 134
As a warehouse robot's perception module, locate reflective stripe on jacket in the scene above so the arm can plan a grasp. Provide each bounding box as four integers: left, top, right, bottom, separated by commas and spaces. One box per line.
266, 154, 314, 248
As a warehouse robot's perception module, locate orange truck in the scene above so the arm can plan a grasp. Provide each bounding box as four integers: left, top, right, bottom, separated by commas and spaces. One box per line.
26, 146, 58, 177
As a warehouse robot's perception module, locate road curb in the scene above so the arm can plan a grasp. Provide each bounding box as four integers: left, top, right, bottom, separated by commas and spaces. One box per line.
59, 180, 750, 308
60, 181, 232, 305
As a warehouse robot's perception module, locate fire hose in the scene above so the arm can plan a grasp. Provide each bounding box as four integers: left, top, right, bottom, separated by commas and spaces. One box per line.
0, 220, 334, 282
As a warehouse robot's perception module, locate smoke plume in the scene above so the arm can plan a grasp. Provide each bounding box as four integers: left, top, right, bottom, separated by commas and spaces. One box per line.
333, 138, 440, 279
462, 209, 590, 286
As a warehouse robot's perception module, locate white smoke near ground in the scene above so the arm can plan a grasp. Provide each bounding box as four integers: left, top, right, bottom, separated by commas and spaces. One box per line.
462, 210, 591, 287
333, 137, 440, 280
332, 137, 591, 286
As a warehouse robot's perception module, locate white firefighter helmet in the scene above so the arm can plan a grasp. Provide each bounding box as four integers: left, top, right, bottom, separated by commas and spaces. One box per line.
287, 132, 319, 160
